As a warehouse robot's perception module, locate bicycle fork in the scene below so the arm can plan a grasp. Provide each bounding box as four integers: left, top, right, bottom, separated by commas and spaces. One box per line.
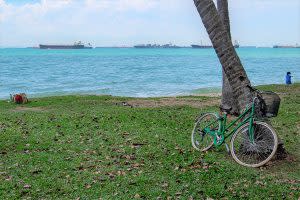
248, 117, 255, 144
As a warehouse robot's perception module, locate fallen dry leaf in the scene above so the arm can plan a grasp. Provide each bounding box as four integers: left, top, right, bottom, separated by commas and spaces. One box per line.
162, 182, 169, 188
117, 170, 126, 176
23, 184, 31, 189
175, 192, 182, 196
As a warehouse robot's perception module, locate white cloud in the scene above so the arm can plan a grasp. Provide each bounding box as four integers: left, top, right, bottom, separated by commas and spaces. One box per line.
0, 0, 72, 22
0, 0, 299, 47
0, 0, 160, 24
115, 0, 158, 11
0, 0, 172, 46
231, 0, 300, 10
85, 0, 158, 11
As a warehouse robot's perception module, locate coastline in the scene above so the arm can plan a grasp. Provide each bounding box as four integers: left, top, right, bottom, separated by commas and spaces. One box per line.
189, 86, 221, 97
4, 83, 299, 101
0, 87, 222, 100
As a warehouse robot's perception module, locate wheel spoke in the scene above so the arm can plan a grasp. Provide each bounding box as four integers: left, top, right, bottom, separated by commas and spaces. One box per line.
191, 113, 220, 151
231, 122, 278, 167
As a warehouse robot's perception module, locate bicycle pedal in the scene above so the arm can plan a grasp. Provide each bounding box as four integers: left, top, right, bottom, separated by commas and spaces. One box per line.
225, 143, 230, 154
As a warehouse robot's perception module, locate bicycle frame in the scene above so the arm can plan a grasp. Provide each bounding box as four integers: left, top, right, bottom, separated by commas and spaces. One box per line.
192, 87, 279, 167
203, 99, 257, 147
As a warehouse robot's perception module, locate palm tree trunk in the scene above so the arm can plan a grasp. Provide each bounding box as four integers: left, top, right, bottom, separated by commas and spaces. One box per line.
217, 0, 239, 115
193, 0, 287, 157
217, 0, 231, 39
193, 0, 252, 113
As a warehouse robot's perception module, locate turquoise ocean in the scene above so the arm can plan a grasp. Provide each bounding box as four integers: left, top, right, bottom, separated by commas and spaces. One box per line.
0, 48, 299, 99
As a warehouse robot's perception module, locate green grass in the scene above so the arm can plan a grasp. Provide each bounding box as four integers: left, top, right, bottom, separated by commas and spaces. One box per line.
0, 84, 299, 199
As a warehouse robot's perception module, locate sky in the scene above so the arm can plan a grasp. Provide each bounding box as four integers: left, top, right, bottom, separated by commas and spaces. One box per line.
0, 0, 300, 47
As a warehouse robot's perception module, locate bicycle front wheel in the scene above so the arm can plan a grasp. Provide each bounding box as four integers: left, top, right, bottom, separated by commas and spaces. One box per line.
191, 112, 220, 151
230, 121, 278, 167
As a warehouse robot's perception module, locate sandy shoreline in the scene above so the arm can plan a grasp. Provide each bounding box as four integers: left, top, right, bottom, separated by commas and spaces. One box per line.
4, 83, 299, 101
0, 90, 222, 101
191, 92, 221, 97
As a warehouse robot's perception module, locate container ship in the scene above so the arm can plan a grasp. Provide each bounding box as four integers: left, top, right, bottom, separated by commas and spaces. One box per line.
191, 40, 239, 48
191, 44, 212, 48
134, 43, 180, 48
39, 41, 92, 49
273, 45, 300, 48
234, 40, 239, 48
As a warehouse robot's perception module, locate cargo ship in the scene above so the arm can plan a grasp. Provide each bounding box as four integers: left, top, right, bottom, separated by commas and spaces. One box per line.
191, 44, 212, 48
134, 43, 180, 48
191, 40, 239, 48
234, 40, 239, 48
39, 41, 92, 49
273, 45, 300, 48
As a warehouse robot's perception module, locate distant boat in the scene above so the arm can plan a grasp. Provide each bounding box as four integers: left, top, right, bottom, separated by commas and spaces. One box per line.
234, 40, 239, 48
191, 44, 212, 48
134, 43, 180, 48
273, 45, 300, 48
39, 41, 92, 49
191, 40, 239, 49
134, 44, 156, 48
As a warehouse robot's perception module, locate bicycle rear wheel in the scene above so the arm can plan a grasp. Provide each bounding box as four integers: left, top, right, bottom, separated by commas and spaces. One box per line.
191, 113, 220, 151
230, 121, 278, 167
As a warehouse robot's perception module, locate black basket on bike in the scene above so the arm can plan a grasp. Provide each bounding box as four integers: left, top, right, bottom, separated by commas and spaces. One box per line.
260, 91, 281, 117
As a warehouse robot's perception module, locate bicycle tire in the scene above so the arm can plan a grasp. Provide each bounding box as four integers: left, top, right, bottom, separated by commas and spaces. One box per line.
191, 112, 221, 151
230, 121, 278, 167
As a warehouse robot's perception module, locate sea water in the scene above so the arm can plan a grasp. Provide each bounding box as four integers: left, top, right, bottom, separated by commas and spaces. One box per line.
0, 47, 299, 99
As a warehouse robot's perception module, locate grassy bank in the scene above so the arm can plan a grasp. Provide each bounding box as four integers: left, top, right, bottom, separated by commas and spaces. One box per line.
0, 84, 299, 199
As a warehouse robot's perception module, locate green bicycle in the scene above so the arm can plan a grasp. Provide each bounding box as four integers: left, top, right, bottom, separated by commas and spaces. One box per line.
191, 88, 279, 167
